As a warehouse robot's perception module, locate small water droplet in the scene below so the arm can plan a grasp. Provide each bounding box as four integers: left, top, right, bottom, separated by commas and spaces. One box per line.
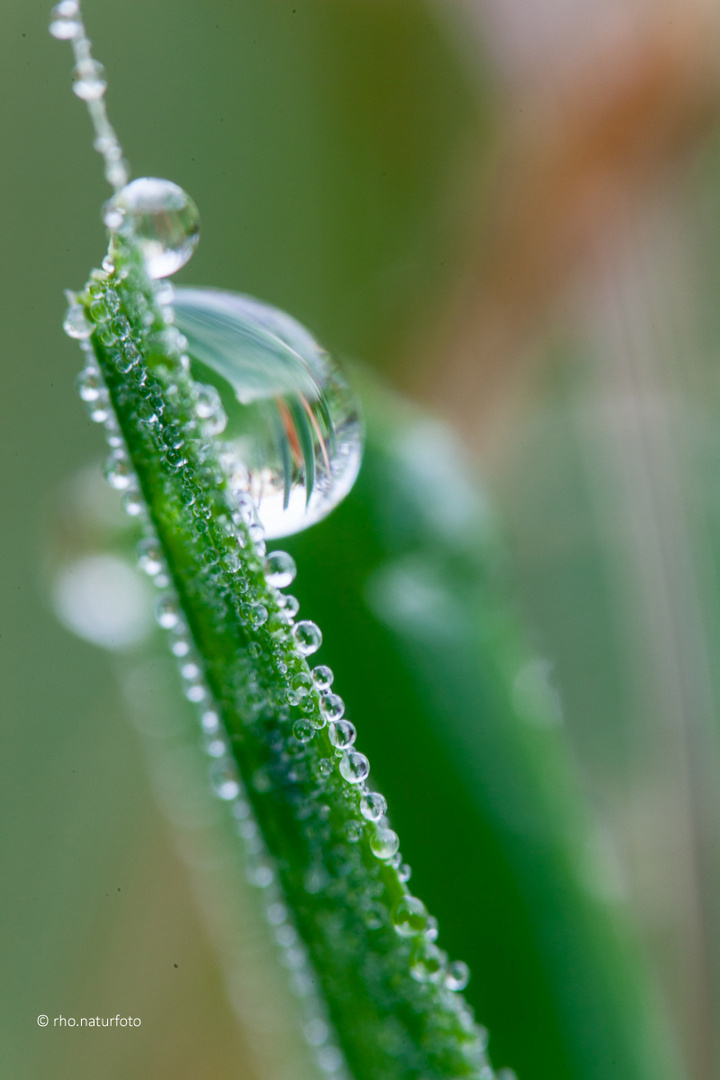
76, 368, 102, 401
293, 719, 315, 743
173, 288, 363, 538
105, 178, 200, 278
338, 751, 369, 785
293, 620, 322, 656
328, 720, 356, 749
317, 1046, 343, 1074
424, 915, 439, 942
409, 942, 447, 985
320, 693, 344, 722
201, 709, 220, 734
305, 1018, 329, 1047
312, 665, 334, 690
137, 538, 163, 576
49, 2, 80, 38
445, 960, 470, 991
242, 602, 268, 629
392, 896, 428, 937
248, 640, 262, 658
156, 595, 181, 629
370, 827, 399, 860
122, 489, 144, 517
360, 791, 387, 821
103, 450, 133, 490
291, 671, 313, 698
210, 761, 240, 801
345, 820, 363, 843
73, 60, 107, 100
316, 758, 333, 777
398, 863, 412, 883
194, 383, 227, 435
63, 300, 93, 339
283, 595, 300, 617
264, 550, 297, 588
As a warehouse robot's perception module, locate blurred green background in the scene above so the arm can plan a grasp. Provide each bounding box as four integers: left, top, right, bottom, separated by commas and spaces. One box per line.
4, 1, 720, 1078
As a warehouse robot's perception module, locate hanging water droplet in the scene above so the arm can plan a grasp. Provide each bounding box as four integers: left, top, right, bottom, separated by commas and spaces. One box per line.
49, 1, 80, 39
445, 960, 471, 991
105, 178, 200, 278
293, 719, 315, 743
392, 896, 428, 937
320, 693, 344, 722
73, 60, 107, 101
370, 827, 399, 860
409, 942, 447, 985
63, 299, 93, 339
156, 595, 181, 629
360, 791, 387, 821
293, 620, 322, 656
328, 720, 356, 750
210, 761, 241, 801
312, 665, 334, 690
242, 602, 268, 629
194, 383, 227, 435
338, 751, 369, 785
103, 450, 133, 490
424, 915, 439, 942
76, 368, 102, 401
122, 489, 144, 517
291, 671, 313, 698
172, 288, 363, 538
137, 538, 163, 577
264, 550, 297, 588
345, 820, 363, 843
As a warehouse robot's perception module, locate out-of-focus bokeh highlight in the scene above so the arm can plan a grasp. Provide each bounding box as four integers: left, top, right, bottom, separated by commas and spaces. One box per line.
3, 1, 720, 1078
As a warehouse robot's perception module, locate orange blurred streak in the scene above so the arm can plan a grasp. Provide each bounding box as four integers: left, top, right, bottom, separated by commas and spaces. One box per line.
415, 1, 720, 461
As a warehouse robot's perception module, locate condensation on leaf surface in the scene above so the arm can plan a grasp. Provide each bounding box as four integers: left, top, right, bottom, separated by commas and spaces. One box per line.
173, 287, 364, 539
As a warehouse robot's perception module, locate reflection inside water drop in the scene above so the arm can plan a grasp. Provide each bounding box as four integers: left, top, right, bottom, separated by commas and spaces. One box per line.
173, 288, 363, 539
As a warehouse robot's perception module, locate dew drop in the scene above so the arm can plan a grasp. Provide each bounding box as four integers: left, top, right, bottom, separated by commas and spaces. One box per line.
312, 665, 334, 690
64, 301, 93, 339
137, 538, 163, 577
291, 671, 313, 698
103, 450, 133, 491
320, 693, 344, 722
73, 60, 107, 101
264, 550, 297, 588
210, 761, 241, 801
105, 178, 200, 278
370, 827, 400, 860
398, 863, 412, 883
424, 916, 439, 942
293, 719, 315, 743
338, 751, 369, 785
194, 383, 227, 435
328, 720, 356, 750
409, 942, 447, 985
49, 9, 80, 39
283, 595, 300, 618
293, 620, 322, 656
360, 792, 387, 822
156, 595, 181, 629
345, 820, 363, 843
122, 489, 144, 517
243, 602, 268, 629
172, 288, 363, 538
392, 896, 428, 937
445, 960, 471, 991
76, 369, 102, 402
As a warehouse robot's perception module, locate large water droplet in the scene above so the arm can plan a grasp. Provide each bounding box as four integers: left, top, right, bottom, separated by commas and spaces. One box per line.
172, 288, 363, 538
105, 178, 200, 278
